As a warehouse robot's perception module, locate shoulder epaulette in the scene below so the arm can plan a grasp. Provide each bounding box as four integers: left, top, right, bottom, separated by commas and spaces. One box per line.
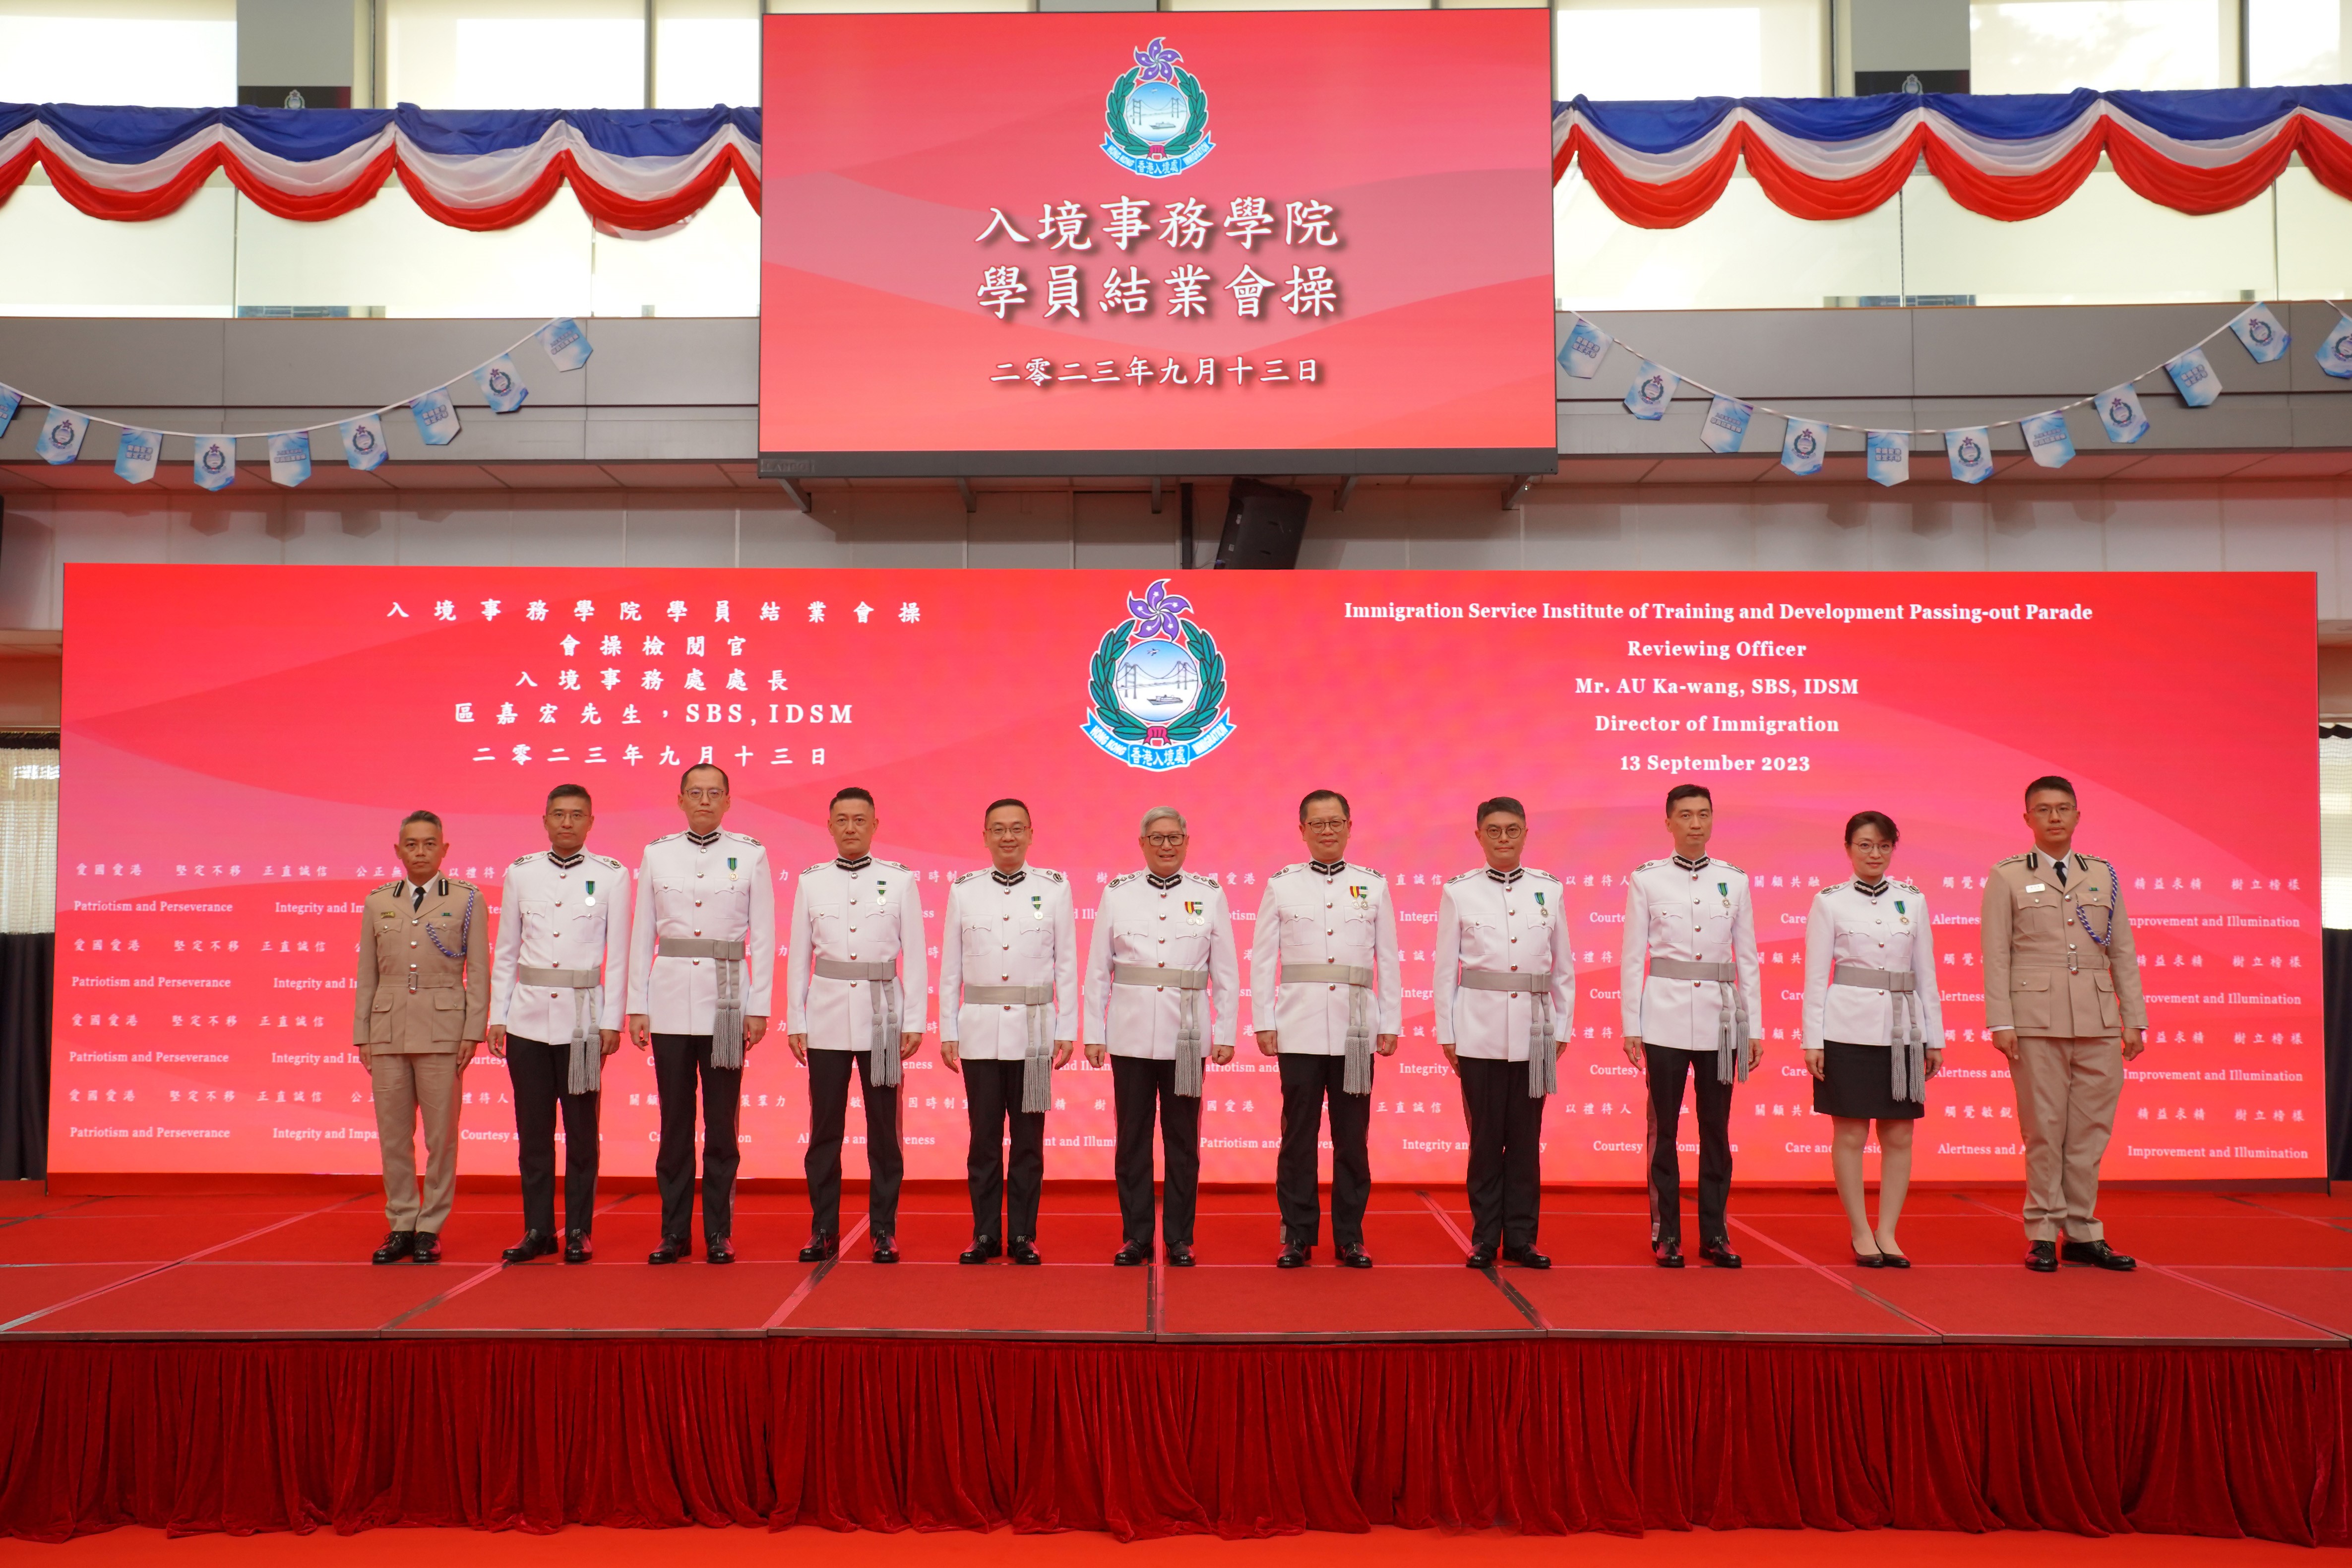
874, 857, 909, 872
1446, 869, 1483, 884
651, 831, 684, 845
1637, 857, 1670, 871
1822, 878, 1852, 894
1893, 878, 1921, 893
1275, 862, 1306, 877
727, 831, 763, 847
1994, 853, 2028, 867
1525, 868, 1559, 882
1108, 871, 1142, 888
375, 879, 404, 896
1713, 860, 1744, 875
803, 860, 832, 875
590, 851, 624, 869
1033, 867, 1066, 883
1185, 871, 1220, 887
2077, 854, 2111, 872
1352, 864, 1381, 879
509, 852, 538, 867
445, 877, 477, 890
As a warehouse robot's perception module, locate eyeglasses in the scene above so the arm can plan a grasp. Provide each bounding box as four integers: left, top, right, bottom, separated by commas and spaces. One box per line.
1480, 824, 1526, 840
1144, 833, 1188, 848
682, 789, 727, 804
1302, 817, 1349, 832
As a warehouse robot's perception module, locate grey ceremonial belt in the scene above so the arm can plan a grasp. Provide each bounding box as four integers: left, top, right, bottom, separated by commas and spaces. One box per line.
1649, 956, 1750, 1084
1283, 963, 1377, 1093
965, 983, 1056, 1113
516, 964, 603, 1093
1112, 964, 1211, 1097
659, 937, 750, 1070
814, 956, 902, 1088
1832, 962, 1928, 1102
1458, 968, 1558, 1098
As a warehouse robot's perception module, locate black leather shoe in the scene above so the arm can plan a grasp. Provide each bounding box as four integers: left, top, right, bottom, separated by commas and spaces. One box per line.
371, 1231, 416, 1265
1501, 1245, 1550, 1270
1699, 1240, 1742, 1269
1464, 1244, 1497, 1269
1853, 1248, 1887, 1269
1007, 1239, 1042, 1266
1878, 1251, 1912, 1269
563, 1231, 593, 1264
797, 1233, 838, 1264
870, 1235, 899, 1264
501, 1230, 557, 1264
2026, 1240, 2058, 1272
1655, 1241, 1686, 1268
706, 1236, 736, 1265
959, 1238, 1000, 1265
1164, 1244, 1195, 1267
411, 1232, 442, 1264
1112, 1241, 1150, 1267
2062, 1238, 2136, 1271
649, 1236, 690, 1265
1337, 1243, 1373, 1269
1276, 1242, 1311, 1269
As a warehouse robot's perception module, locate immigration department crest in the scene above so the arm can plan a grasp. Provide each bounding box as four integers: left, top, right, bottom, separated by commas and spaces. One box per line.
1103, 38, 1212, 179
1083, 578, 1233, 770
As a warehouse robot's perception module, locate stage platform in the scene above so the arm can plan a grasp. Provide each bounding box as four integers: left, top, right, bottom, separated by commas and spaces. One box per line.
3, 1184, 2351, 1543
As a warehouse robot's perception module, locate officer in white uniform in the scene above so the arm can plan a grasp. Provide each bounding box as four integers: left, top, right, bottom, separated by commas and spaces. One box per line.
1620, 784, 1761, 1268
939, 797, 1077, 1265
1084, 806, 1238, 1267
1251, 789, 1400, 1269
1433, 795, 1574, 1270
625, 763, 775, 1266
488, 783, 630, 1265
786, 786, 928, 1264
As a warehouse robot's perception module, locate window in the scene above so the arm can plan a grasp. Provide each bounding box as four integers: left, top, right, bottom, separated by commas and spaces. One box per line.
387, 0, 647, 110
0, 0, 235, 108
0, 747, 57, 937
1969, 0, 2232, 93
657, 0, 759, 108
2250, 0, 2345, 85
1555, 0, 1824, 100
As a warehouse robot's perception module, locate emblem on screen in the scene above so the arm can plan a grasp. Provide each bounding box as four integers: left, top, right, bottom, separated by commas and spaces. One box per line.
1083, 578, 1234, 771
1103, 38, 1213, 179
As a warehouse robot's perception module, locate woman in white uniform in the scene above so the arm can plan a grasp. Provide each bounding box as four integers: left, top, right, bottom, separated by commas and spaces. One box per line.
1802, 811, 1942, 1266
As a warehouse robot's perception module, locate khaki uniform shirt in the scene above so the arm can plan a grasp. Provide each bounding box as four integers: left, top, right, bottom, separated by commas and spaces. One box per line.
354, 876, 491, 1054
1980, 849, 2146, 1039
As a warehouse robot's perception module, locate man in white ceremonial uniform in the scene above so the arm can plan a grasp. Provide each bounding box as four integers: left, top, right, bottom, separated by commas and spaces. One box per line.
626, 763, 775, 1266
1620, 783, 1762, 1268
787, 786, 927, 1264
1252, 789, 1400, 1269
939, 797, 1076, 1265
1433, 796, 1574, 1270
1085, 807, 1238, 1267
488, 783, 630, 1265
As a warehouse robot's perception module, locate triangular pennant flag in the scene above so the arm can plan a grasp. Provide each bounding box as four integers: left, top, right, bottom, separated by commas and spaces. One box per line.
411, 387, 461, 446
2228, 304, 2288, 364
112, 427, 161, 484
2096, 383, 2150, 443
2164, 346, 2220, 408
1623, 361, 1677, 421
2317, 315, 2352, 379
2021, 410, 2076, 468
268, 430, 312, 487
192, 434, 236, 491
472, 354, 529, 414
339, 413, 388, 470
1557, 316, 1612, 381
0, 383, 20, 440
37, 407, 88, 464
537, 316, 593, 372
1780, 418, 1826, 476
1944, 427, 1993, 484
1700, 396, 1752, 454
1865, 430, 1909, 487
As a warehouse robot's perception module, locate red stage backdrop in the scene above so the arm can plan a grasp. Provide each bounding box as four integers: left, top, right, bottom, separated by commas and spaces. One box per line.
53, 565, 2321, 1181
755, 9, 1558, 476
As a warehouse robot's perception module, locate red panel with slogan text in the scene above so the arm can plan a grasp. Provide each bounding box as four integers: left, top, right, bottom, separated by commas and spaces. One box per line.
755, 9, 1558, 477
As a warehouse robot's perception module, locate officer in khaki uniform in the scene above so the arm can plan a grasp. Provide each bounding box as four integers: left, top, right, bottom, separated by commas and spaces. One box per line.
1981, 775, 2145, 1272
354, 810, 490, 1264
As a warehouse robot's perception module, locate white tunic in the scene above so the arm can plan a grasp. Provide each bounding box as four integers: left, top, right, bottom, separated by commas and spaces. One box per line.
1433, 866, 1576, 1061
1619, 856, 1763, 1051
1247, 861, 1402, 1050
1082, 871, 1239, 1058
936, 866, 1079, 1059
623, 830, 776, 1034
784, 856, 929, 1050
489, 850, 631, 1042
1802, 878, 1944, 1051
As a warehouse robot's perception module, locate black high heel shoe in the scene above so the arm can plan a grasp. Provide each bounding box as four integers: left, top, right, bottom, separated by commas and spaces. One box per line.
1876, 1250, 1912, 1269
1853, 1247, 1887, 1268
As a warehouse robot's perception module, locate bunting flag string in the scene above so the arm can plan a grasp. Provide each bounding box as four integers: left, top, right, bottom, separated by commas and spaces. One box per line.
0, 317, 590, 491
1561, 300, 2330, 486
1551, 86, 2352, 228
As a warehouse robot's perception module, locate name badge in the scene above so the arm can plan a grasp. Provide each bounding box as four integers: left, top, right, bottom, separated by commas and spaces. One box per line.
2025, 882, 2046, 893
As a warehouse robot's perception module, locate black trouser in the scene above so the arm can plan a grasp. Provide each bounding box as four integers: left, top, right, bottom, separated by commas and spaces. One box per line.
652, 1033, 740, 1243
1112, 1055, 1199, 1248
806, 1048, 903, 1240
1645, 1043, 1734, 1248
963, 1057, 1045, 1243
505, 1033, 600, 1236
1276, 1053, 1371, 1248
1459, 1055, 1543, 1251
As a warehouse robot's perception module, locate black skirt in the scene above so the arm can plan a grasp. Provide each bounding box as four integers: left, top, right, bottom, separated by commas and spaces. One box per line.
1812, 1039, 1925, 1121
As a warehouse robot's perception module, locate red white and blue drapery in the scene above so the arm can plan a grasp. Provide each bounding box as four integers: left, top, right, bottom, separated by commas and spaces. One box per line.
1553, 85, 2352, 228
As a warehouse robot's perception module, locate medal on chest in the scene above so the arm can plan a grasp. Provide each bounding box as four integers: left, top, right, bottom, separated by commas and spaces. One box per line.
1183, 899, 1205, 926
583, 878, 596, 908
1895, 897, 1908, 926
1718, 881, 1731, 910
727, 855, 739, 884
1031, 894, 1046, 921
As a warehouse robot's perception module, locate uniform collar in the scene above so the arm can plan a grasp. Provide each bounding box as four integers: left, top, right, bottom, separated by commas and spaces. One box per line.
1308, 859, 1346, 878
835, 854, 871, 874
2025, 850, 2077, 872
548, 850, 584, 871
686, 829, 721, 849
1486, 866, 1524, 885
991, 866, 1026, 887
1672, 853, 1709, 873
1146, 871, 1182, 891
1853, 877, 1888, 898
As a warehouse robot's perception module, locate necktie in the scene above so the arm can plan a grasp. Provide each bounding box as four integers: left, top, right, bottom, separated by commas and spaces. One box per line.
2052, 860, 2068, 886
412, 884, 425, 912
